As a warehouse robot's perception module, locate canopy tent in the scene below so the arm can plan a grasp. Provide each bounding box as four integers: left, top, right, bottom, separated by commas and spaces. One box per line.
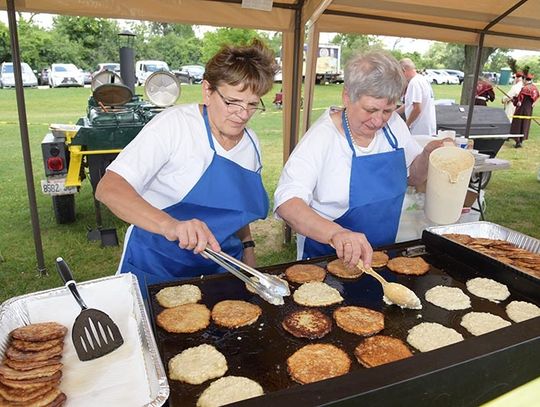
1, 0, 539, 271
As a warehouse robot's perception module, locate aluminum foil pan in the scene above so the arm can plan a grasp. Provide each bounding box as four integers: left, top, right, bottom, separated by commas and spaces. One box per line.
425, 221, 540, 253
0, 273, 169, 407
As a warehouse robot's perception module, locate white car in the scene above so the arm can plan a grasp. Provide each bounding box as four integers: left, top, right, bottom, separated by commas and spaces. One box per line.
135, 60, 170, 85
424, 69, 459, 85
49, 63, 84, 88
0, 62, 38, 88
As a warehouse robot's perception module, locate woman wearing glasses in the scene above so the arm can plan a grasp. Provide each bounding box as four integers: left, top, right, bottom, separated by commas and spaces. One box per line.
96, 40, 277, 293
274, 51, 445, 269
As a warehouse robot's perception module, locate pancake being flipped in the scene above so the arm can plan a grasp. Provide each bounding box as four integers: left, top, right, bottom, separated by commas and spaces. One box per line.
293, 282, 343, 307
371, 251, 389, 268
387, 256, 430, 275
326, 259, 363, 279
211, 300, 262, 328
333, 306, 384, 336
282, 309, 332, 339
287, 343, 350, 384
354, 335, 413, 367
285, 264, 326, 284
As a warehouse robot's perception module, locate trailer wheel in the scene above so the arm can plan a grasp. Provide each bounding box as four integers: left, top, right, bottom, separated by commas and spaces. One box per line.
470, 171, 492, 190
52, 194, 76, 224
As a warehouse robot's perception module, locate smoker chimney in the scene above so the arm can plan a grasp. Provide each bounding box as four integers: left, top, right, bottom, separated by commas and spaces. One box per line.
118, 30, 136, 93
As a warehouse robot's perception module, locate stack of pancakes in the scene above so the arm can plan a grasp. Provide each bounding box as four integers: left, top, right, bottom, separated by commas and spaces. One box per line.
443, 233, 540, 278
0, 322, 67, 406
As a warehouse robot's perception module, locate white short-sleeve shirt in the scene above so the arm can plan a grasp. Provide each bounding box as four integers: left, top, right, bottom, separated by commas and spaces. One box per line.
273, 108, 422, 242
106, 103, 262, 210
404, 74, 437, 136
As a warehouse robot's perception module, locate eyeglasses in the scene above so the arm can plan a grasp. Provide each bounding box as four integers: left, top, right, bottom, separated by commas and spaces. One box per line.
214, 88, 266, 114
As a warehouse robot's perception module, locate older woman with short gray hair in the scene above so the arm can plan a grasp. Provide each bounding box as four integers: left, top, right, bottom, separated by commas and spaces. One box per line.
274, 51, 445, 268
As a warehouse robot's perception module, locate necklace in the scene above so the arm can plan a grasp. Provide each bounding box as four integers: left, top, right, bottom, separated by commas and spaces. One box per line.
343, 109, 359, 147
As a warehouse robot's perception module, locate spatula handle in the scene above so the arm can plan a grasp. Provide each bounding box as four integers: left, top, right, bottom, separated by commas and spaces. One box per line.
56, 257, 88, 310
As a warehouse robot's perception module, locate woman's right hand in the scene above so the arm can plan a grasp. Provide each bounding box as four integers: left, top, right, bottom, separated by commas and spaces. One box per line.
160, 218, 221, 254
330, 229, 373, 269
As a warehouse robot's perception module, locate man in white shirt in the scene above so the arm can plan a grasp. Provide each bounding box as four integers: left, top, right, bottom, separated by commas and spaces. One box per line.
397, 58, 437, 136
502, 71, 523, 119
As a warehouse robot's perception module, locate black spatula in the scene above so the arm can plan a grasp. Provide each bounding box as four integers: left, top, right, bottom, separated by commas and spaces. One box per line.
56, 257, 124, 361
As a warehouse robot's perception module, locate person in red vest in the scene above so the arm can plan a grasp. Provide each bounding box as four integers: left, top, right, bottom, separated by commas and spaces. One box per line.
510, 72, 539, 148
475, 78, 495, 106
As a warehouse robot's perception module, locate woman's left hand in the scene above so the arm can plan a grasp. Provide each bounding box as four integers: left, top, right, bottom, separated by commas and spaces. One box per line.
242, 247, 256, 267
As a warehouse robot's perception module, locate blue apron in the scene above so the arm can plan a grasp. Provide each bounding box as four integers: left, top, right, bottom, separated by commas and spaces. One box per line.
302, 109, 407, 259
120, 105, 269, 294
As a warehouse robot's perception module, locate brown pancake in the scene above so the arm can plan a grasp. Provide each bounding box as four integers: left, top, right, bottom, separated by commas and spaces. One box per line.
211, 300, 262, 328
10, 323, 67, 342
327, 259, 363, 279
287, 343, 350, 384
354, 335, 413, 368
333, 306, 384, 336
387, 256, 430, 275
47, 392, 67, 407
11, 338, 64, 353
5, 345, 63, 363
0, 382, 55, 403
3, 357, 61, 372
282, 309, 332, 339
285, 264, 326, 284
0, 371, 61, 389
443, 233, 473, 245
0, 387, 62, 407
371, 251, 389, 268
156, 303, 211, 333
0, 363, 63, 381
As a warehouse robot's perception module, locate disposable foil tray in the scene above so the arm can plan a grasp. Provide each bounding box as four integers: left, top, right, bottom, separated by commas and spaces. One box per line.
0, 273, 169, 406
424, 221, 540, 286
147, 239, 540, 407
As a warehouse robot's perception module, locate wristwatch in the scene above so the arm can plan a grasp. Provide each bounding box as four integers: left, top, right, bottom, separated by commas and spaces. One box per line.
242, 240, 256, 249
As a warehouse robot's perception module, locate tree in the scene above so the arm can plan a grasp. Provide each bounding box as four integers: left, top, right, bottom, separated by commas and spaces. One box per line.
0, 22, 10, 63
331, 33, 384, 65
460, 45, 497, 104
201, 28, 264, 62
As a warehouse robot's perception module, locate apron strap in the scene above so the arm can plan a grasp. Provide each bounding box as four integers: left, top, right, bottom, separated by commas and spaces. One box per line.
382, 126, 399, 150
203, 104, 263, 173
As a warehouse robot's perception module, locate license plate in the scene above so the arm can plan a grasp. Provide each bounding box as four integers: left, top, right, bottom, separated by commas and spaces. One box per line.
40, 179, 77, 196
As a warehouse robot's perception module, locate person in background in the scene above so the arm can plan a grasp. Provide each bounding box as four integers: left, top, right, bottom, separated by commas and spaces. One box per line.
475, 78, 495, 106
396, 58, 436, 136
96, 39, 277, 293
502, 71, 524, 119
274, 51, 447, 269
510, 72, 539, 148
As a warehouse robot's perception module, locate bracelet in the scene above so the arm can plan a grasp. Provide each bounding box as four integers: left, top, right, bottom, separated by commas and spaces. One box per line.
242, 240, 256, 249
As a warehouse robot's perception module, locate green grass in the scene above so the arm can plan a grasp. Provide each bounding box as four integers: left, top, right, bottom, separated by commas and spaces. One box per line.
0, 83, 538, 303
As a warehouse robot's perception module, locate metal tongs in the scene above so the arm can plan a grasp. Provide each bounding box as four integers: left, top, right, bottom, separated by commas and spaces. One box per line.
203, 248, 290, 305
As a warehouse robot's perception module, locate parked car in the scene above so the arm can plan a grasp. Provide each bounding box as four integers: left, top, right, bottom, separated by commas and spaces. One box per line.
444, 69, 464, 84
80, 69, 93, 85
38, 68, 50, 86
49, 63, 84, 88
482, 71, 499, 84
135, 60, 169, 85
180, 65, 205, 84
93, 63, 120, 78
0, 62, 38, 88
424, 69, 459, 85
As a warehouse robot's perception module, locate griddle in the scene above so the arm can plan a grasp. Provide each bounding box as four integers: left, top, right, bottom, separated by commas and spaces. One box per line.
146, 239, 540, 407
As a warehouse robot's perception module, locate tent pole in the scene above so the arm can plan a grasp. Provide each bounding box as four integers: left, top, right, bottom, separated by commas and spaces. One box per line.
6, 0, 47, 276
464, 32, 485, 138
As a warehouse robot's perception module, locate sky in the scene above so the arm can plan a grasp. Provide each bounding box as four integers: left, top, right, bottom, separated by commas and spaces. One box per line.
1, 11, 539, 60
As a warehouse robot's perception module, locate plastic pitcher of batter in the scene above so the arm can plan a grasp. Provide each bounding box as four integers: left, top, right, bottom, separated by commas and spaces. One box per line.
424, 146, 474, 224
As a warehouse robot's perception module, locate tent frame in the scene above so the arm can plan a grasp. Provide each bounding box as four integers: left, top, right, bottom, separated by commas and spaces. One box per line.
2, 0, 537, 271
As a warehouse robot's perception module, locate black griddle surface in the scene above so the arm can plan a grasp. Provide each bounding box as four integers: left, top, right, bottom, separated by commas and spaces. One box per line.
146, 240, 540, 407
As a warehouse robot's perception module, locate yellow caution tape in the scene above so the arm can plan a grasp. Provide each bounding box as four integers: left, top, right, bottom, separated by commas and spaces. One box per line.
511, 115, 540, 119
0, 121, 51, 126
